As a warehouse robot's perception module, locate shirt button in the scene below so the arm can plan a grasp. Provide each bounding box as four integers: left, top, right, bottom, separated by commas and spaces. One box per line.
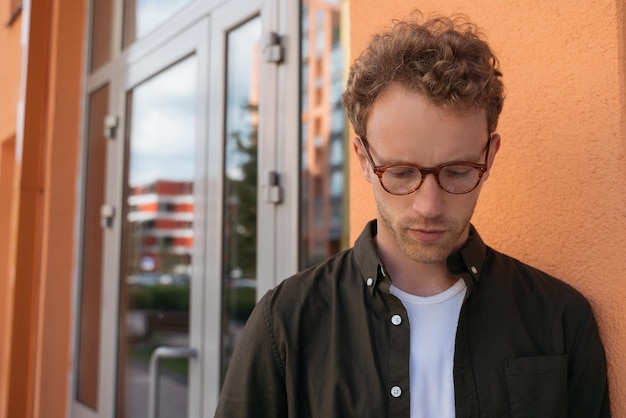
391, 314, 402, 326
366, 277, 373, 286
390, 386, 402, 397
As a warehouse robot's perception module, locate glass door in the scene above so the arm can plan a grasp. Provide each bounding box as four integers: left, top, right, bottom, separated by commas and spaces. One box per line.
219, 14, 262, 383
117, 54, 199, 418
203, 1, 269, 410
72, 18, 210, 418
74, 0, 314, 416
113, 20, 211, 418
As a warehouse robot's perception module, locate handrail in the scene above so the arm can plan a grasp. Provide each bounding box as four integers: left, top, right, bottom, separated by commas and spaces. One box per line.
148, 346, 198, 418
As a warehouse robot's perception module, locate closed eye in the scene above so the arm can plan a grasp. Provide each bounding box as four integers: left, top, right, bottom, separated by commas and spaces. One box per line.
385, 166, 421, 180
442, 165, 474, 178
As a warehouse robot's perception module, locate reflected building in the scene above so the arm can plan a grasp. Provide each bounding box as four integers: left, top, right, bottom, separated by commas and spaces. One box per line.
300, 0, 347, 268
127, 180, 194, 277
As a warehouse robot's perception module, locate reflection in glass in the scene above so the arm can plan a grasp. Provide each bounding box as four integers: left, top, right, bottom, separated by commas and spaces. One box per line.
89, 0, 113, 72
76, 84, 109, 409
117, 56, 197, 418
123, 0, 193, 47
221, 16, 261, 383
300, 0, 348, 268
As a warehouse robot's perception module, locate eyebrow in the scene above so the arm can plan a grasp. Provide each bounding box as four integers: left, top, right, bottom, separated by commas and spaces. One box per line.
368, 145, 487, 168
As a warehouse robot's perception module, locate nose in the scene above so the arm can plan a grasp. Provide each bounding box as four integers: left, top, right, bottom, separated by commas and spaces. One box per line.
411, 173, 445, 218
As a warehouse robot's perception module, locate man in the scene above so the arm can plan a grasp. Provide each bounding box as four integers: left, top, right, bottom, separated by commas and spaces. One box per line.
215, 12, 611, 418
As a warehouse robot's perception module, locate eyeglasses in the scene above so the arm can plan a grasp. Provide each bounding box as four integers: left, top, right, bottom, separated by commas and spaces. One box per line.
358, 136, 492, 195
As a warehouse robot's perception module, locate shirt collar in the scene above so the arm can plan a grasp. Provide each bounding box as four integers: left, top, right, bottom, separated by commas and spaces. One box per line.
354, 220, 488, 295
353, 220, 385, 295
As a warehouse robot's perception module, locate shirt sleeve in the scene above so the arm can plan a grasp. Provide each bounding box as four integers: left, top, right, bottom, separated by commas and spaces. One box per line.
566, 297, 611, 417
214, 290, 288, 418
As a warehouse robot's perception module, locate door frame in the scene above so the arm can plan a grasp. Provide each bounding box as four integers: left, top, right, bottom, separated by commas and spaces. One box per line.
72, 18, 211, 418
72, 0, 302, 416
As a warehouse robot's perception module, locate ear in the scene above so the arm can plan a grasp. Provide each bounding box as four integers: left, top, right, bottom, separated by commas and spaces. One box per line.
351, 137, 373, 183
483, 133, 501, 181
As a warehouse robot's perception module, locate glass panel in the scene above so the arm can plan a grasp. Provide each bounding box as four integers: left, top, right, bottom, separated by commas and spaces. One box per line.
117, 56, 197, 418
300, 0, 348, 268
220, 16, 261, 382
123, 0, 193, 47
75, 84, 109, 409
90, 0, 113, 72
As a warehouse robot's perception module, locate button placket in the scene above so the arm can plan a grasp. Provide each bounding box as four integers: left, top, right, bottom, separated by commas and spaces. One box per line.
387, 299, 410, 415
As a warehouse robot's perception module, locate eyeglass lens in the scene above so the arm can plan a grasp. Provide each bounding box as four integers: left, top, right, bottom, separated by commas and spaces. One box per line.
381, 164, 481, 194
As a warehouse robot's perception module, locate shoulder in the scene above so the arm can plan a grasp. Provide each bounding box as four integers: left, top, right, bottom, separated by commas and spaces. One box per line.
254, 247, 366, 358
475, 247, 606, 361
264, 246, 360, 312
482, 247, 592, 313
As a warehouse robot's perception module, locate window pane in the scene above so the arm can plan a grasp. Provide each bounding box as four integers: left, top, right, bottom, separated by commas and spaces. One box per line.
117, 56, 197, 417
221, 16, 261, 383
89, 0, 113, 72
123, 0, 193, 47
300, 0, 348, 268
75, 84, 109, 409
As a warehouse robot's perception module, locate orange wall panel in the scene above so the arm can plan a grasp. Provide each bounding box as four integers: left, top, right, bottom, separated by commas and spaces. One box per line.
0, 3, 21, 142
348, 1, 626, 416
33, 0, 86, 414
0, 3, 22, 417
177, 203, 193, 212
139, 202, 159, 211
0, 137, 16, 418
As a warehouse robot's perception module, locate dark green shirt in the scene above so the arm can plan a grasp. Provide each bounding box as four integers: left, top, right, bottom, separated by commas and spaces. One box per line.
216, 221, 611, 417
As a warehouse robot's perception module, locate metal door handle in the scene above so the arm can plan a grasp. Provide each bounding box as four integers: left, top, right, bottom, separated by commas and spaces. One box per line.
148, 346, 198, 418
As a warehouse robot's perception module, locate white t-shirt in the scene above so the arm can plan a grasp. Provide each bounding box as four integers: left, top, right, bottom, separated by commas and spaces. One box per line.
390, 279, 466, 418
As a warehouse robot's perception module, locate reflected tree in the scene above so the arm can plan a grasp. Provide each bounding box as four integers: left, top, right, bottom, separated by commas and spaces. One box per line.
223, 102, 258, 280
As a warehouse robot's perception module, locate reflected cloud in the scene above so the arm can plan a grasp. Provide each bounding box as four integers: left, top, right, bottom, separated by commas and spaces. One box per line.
129, 56, 197, 186
135, 0, 192, 39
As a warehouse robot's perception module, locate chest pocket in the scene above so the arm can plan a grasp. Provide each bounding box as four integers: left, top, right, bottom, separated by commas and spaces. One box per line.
504, 355, 568, 418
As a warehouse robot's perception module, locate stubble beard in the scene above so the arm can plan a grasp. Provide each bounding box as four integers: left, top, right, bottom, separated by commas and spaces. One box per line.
375, 194, 476, 265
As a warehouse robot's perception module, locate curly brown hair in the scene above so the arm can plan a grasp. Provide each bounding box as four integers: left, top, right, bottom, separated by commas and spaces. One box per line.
342, 12, 505, 139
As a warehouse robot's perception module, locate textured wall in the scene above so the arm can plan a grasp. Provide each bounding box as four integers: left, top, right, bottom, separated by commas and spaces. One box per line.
348, 1, 626, 414
0, 1, 21, 417
0, 3, 21, 143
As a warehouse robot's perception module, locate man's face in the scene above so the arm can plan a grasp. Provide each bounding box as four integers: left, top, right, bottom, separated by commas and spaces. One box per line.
354, 84, 500, 265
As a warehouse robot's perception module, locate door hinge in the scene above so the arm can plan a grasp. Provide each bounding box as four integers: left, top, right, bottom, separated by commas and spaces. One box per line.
264, 170, 283, 204
264, 32, 284, 64
104, 115, 119, 139
100, 204, 116, 228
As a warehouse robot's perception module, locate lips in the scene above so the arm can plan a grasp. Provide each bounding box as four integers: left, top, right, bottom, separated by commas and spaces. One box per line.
408, 228, 446, 243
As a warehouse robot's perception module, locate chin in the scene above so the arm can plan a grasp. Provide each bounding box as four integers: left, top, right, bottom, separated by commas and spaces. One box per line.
401, 241, 453, 265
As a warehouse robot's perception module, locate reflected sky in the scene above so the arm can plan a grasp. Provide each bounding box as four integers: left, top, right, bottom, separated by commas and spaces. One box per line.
133, 0, 192, 39
129, 56, 197, 186
225, 17, 261, 181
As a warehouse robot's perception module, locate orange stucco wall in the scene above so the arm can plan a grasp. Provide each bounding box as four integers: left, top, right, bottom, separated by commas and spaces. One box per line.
0, 0, 85, 417
349, 1, 626, 415
0, 0, 623, 417
32, 1, 85, 416
0, 3, 22, 418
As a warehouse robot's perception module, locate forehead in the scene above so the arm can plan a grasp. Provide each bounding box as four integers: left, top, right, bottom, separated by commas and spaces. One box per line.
365, 85, 488, 161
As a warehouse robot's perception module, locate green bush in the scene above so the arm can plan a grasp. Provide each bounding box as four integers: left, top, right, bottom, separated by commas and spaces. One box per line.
129, 285, 190, 311
129, 283, 255, 320
224, 286, 256, 320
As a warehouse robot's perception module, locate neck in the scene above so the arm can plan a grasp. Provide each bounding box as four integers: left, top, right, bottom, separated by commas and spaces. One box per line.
376, 236, 460, 298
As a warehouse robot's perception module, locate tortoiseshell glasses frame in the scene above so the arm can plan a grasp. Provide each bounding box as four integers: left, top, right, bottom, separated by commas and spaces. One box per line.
357, 136, 492, 195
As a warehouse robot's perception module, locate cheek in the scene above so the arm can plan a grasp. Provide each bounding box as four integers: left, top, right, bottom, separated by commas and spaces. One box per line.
373, 187, 409, 216
450, 193, 481, 218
